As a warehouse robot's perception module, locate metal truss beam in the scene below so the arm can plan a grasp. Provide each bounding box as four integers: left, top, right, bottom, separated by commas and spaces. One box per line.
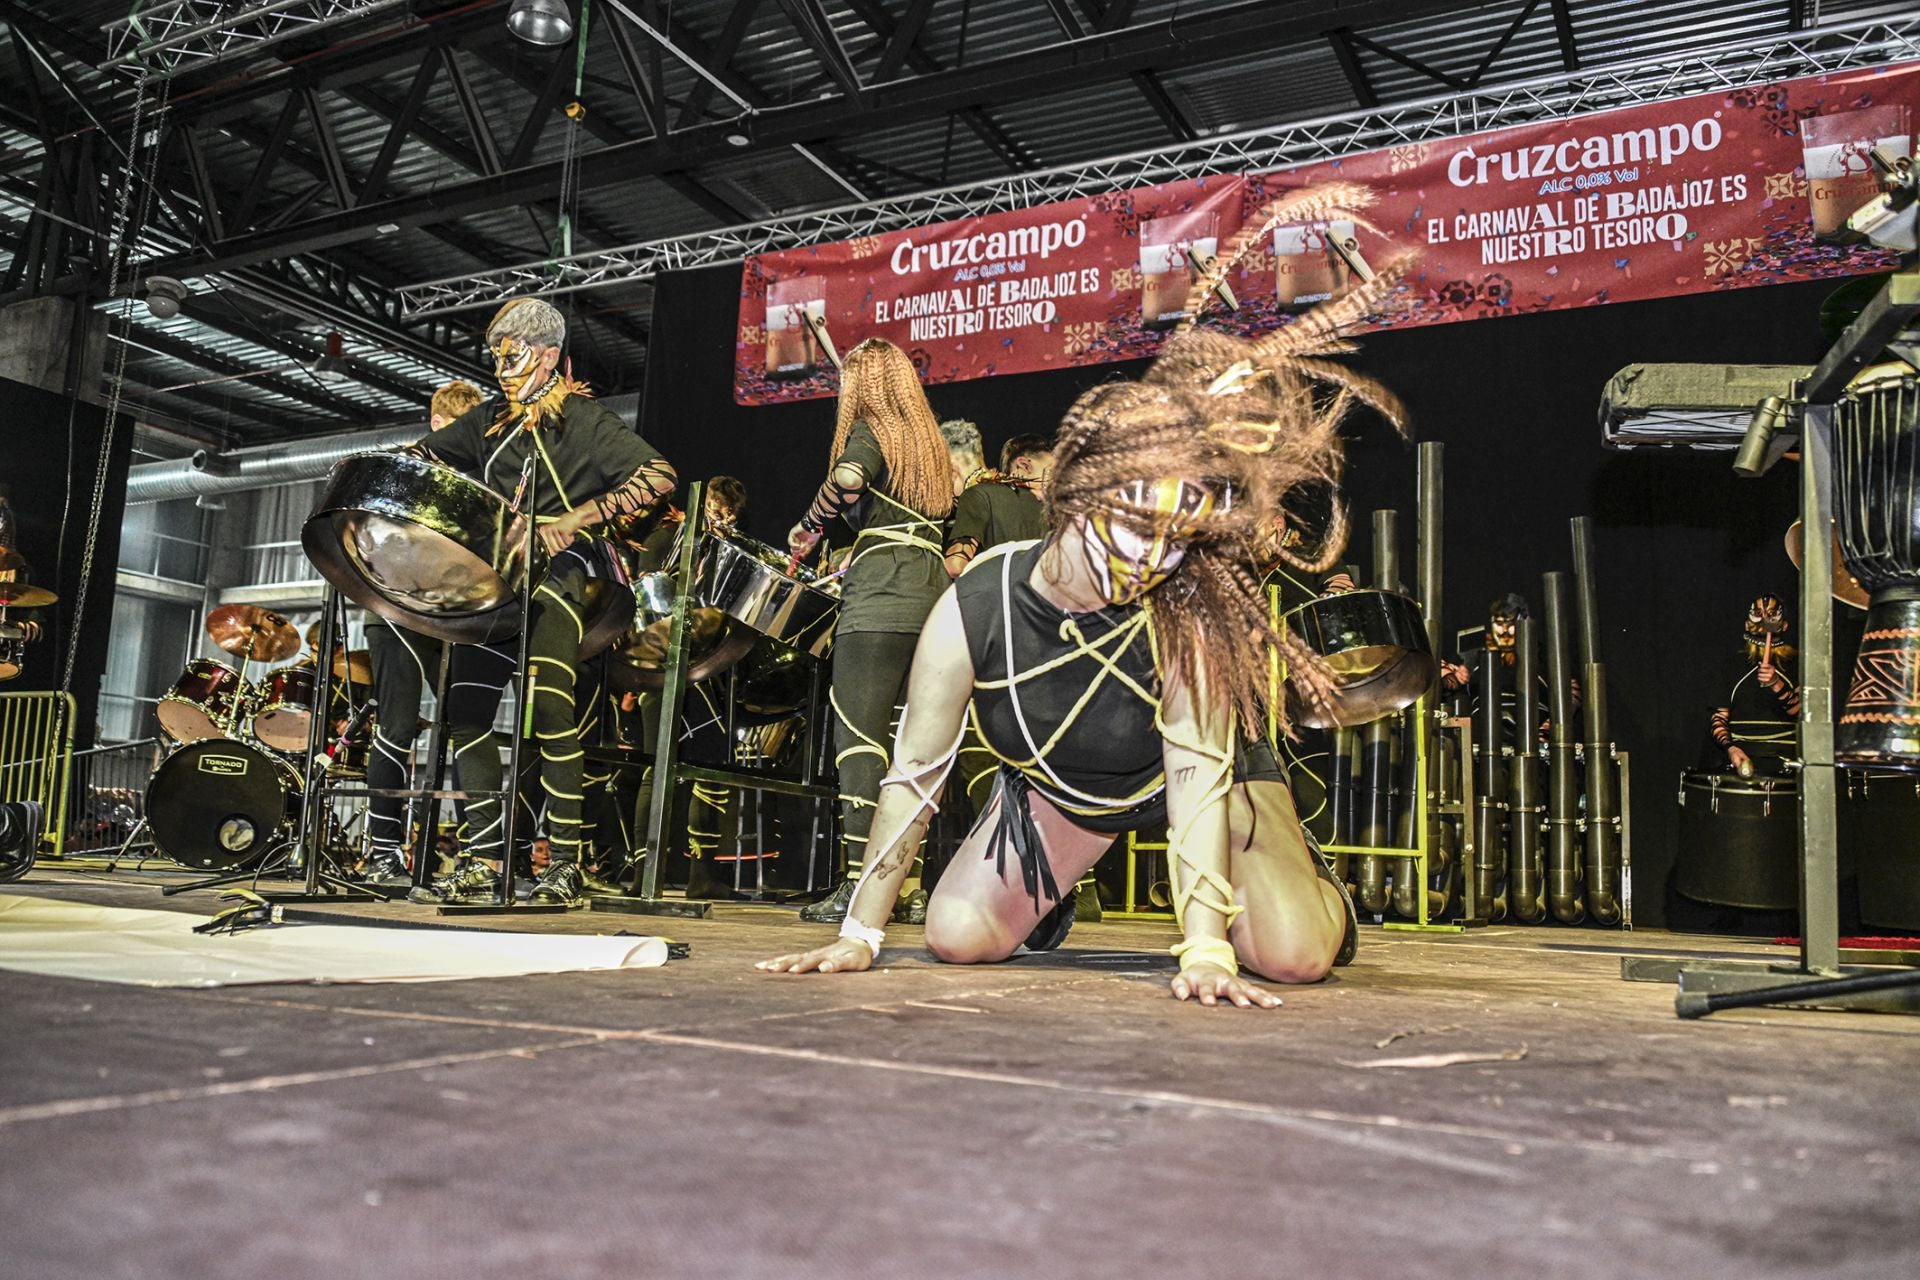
100, 0, 408, 78
144, 0, 1458, 281
396, 15, 1920, 316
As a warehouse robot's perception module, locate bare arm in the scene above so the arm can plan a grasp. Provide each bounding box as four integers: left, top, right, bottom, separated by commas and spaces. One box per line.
1158, 677, 1280, 1008
758, 587, 977, 973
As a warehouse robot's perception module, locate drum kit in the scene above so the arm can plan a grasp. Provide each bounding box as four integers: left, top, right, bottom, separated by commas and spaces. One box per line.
0, 549, 55, 682
143, 605, 372, 873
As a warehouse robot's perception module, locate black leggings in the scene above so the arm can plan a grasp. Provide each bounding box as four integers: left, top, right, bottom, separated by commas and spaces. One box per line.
830, 630, 919, 875
445, 565, 589, 865
366, 621, 443, 859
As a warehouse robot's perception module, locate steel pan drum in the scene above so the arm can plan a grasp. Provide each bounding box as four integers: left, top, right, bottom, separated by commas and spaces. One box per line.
302, 452, 547, 644
608, 535, 837, 693
1281, 588, 1437, 729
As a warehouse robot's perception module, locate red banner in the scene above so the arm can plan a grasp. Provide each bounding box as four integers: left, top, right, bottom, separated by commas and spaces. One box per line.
735, 63, 1918, 405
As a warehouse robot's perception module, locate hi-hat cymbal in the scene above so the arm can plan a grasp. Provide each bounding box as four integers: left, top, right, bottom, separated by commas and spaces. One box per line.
206, 604, 301, 661
1785, 520, 1870, 611
0, 581, 56, 608
332, 648, 374, 684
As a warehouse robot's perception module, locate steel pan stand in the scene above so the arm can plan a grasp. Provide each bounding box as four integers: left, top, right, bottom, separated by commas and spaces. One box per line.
251, 586, 378, 903
594, 482, 713, 920
1619, 266, 1920, 1016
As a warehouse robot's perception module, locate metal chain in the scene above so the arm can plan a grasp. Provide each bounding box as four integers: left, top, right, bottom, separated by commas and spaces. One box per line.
61, 72, 172, 694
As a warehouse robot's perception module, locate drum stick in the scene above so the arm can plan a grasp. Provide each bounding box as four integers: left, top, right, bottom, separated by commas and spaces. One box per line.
1763, 631, 1772, 673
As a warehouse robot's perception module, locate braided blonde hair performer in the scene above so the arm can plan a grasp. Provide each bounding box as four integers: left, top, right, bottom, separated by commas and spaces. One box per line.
762, 190, 1403, 1007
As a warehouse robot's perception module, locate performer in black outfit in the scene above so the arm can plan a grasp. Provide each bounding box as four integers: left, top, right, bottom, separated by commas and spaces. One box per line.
760, 187, 1395, 999
787, 338, 954, 924
359, 380, 486, 886
1704, 594, 1799, 778
942, 424, 1049, 579
409, 298, 677, 906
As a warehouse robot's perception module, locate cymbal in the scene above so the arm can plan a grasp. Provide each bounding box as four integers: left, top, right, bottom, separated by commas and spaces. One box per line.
0, 548, 26, 571
205, 604, 301, 661
332, 648, 374, 684
1785, 520, 1870, 611
0, 581, 56, 608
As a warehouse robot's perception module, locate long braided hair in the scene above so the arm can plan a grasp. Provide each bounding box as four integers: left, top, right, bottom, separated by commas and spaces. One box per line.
1046, 184, 1406, 737
830, 338, 954, 519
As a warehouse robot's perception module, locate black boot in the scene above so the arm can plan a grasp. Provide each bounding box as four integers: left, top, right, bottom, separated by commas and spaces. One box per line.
685, 857, 744, 901
1023, 892, 1077, 952
799, 878, 856, 923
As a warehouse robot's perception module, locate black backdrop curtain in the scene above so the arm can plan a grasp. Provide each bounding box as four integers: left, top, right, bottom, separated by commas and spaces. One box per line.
642, 262, 1843, 929
0, 376, 132, 752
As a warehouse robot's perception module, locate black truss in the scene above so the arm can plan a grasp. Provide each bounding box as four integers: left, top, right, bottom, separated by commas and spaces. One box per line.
144, 0, 1465, 282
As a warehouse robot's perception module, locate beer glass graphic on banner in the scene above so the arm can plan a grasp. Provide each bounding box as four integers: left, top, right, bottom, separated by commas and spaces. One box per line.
1800, 105, 1913, 239
1274, 220, 1358, 310
766, 278, 830, 378
1139, 211, 1219, 328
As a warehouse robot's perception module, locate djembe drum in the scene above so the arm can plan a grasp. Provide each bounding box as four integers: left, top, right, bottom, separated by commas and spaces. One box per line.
1833, 362, 1920, 769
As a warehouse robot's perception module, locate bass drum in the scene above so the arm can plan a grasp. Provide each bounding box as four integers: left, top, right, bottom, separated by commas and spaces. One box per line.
147, 739, 303, 871
1674, 769, 1799, 910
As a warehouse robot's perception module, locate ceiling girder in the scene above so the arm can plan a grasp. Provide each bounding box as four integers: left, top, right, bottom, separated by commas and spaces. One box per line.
147, 0, 1469, 282
391, 10, 1920, 317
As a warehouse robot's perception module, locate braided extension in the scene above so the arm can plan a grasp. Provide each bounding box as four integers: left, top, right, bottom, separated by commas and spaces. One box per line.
1043, 188, 1407, 739
829, 339, 955, 520
1174, 182, 1387, 338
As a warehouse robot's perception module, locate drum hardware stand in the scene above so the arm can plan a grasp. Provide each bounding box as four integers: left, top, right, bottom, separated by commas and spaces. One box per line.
261, 585, 379, 904
594, 482, 712, 920
1621, 265, 1920, 1016
439, 450, 565, 916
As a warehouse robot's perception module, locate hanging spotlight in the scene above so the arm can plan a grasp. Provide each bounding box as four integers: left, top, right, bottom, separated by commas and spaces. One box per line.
310, 331, 351, 383
144, 276, 188, 320
507, 0, 573, 46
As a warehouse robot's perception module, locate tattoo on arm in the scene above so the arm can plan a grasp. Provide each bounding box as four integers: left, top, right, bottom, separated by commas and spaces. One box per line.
1173, 765, 1197, 784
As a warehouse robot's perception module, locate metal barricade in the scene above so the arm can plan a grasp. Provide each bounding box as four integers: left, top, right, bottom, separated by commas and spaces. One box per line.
0, 691, 75, 854
64, 738, 164, 855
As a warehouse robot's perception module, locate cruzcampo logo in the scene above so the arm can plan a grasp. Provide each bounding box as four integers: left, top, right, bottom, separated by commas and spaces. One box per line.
198, 754, 249, 777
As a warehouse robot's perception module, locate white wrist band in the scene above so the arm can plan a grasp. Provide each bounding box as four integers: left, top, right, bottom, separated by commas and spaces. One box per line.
839, 918, 885, 959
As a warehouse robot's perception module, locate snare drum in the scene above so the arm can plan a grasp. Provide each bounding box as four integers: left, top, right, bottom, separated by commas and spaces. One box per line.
251, 664, 317, 752
156, 658, 248, 743
1675, 769, 1800, 910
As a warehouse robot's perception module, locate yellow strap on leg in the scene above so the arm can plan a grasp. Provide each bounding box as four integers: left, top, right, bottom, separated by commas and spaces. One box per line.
1157, 712, 1244, 976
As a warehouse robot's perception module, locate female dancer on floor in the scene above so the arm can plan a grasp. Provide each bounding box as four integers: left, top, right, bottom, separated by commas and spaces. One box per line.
760, 188, 1402, 1004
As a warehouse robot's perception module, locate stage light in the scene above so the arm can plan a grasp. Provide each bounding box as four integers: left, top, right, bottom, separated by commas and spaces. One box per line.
507, 0, 573, 46
310, 331, 351, 383
144, 276, 188, 320
1732, 395, 1794, 479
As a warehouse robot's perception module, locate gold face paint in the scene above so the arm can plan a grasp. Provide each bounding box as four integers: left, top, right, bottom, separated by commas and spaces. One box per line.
1080, 476, 1214, 605
491, 337, 544, 404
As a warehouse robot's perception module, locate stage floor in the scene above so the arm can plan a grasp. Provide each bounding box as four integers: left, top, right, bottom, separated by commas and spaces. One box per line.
3, 866, 1916, 1279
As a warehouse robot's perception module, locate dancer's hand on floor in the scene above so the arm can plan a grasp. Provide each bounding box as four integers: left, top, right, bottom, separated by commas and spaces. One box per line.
1171, 961, 1281, 1009
756, 937, 875, 975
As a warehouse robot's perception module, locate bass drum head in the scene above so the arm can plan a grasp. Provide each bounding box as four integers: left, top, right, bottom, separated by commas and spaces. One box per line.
147, 740, 299, 871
